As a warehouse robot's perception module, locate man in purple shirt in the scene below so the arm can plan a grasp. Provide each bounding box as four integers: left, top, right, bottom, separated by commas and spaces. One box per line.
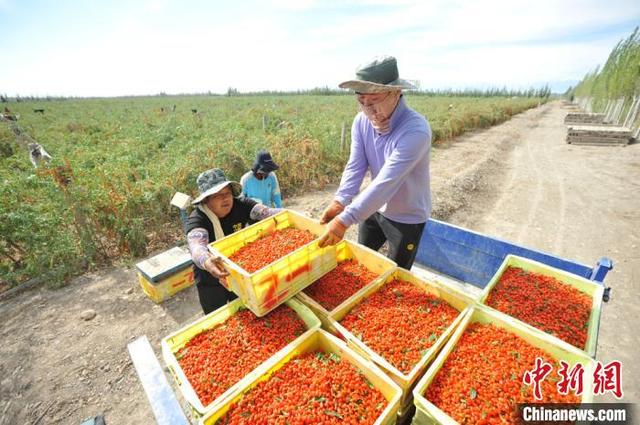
318, 56, 431, 270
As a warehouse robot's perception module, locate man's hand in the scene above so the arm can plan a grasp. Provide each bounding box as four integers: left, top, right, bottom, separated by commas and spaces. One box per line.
319, 200, 345, 224
203, 256, 229, 279
318, 217, 348, 248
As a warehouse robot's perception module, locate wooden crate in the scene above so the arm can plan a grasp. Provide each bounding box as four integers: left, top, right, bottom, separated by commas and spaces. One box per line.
566, 125, 631, 146
564, 112, 605, 125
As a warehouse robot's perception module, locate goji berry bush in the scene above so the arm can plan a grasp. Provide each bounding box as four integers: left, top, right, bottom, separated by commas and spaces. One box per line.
303, 259, 379, 311
176, 304, 306, 406
486, 266, 592, 349
2, 95, 545, 288
229, 228, 316, 273
340, 278, 460, 374
425, 323, 580, 424
218, 350, 388, 425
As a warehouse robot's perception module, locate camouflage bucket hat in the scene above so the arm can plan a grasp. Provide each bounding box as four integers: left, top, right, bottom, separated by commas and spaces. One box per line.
339, 55, 416, 93
192, 168, 242, 204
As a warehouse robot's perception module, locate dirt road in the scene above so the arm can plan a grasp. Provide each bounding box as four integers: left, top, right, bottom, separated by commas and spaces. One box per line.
448, 102, 640, 404
1, 101, 637, 424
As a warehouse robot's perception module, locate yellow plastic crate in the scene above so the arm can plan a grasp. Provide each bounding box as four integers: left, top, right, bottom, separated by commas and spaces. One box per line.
136, 266, 194, 304
478, 254, 604, 357
209, 209, 336, 317
412, 306, 596, 425
328, 268, 475, 410
411, 405, 430, 425
199, 329, 402, 425
398, 402, 416, 424
161, 297, 320, 417
135, 246, 194, 303
295, 239, 396, 332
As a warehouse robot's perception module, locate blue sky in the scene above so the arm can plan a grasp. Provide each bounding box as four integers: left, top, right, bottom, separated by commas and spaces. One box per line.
0, 0, 638, 97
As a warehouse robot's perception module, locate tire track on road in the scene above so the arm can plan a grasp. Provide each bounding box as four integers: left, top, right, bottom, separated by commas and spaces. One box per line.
537, 107, 568, 253
515, 129, 545, 245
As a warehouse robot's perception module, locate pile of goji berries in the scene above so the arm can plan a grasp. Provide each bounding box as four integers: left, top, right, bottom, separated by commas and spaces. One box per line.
486, 266, 592, 349
304, 259, 379, 311
218, 351, 388, 425
340, 278, 460, 374
229, 228, 316, 273
176, 305, 306, 406
425, 323, 580, 424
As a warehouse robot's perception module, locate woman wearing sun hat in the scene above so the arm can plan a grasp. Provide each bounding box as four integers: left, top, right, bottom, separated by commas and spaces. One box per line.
186, 168, 281, 314
318, 55, 432, 271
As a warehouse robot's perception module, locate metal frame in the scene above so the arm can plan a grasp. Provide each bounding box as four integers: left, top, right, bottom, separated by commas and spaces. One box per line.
415, 218, 612, 299
128, 336, 189, 425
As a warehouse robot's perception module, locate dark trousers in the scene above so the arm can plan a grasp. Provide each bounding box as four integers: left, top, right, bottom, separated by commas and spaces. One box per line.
196, 280, 238, 315
358, 212, 426, 270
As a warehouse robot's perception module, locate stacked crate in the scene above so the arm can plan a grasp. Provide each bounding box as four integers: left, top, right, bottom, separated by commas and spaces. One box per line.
161, 298, 321, 418
566, 125, 631, 146
563, 112, 605, 125
199, 330, 403, 425
411, 254, 603, 424
162, 210, 409, 423
565, 97, 639, 145
411, 307, 596, 425
295, 239, 397, 332
326, 268, 474, 422
477, 255, 603, 356
160, 211, 606, 424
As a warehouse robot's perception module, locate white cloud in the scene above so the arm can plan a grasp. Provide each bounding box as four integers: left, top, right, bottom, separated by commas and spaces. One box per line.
144, 0, 169, 13
1, 0, 638, 96
270, 0, 320, 11
308, 0, 638, 48
411, 39, 618, 89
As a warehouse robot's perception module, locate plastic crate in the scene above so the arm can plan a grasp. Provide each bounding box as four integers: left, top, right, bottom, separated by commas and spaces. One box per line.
412, 306, 596, 425
411, 405, 430, 425
398, 402, 416, 424
328, 268, 475, 410
161, 297, 320, 417
209, 209, 337, 317
135, 246, 194, 303
478, 254, 604, 357
295, 239, 396, 332
199, 329, 402, 425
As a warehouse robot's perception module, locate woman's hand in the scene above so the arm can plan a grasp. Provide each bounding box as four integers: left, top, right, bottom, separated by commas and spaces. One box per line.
203, 256, 230, 279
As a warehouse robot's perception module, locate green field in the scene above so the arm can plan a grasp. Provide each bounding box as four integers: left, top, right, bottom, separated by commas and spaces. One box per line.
0, 94, 545, 287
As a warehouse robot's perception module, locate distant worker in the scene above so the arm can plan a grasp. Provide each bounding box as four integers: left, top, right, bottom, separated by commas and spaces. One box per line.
240, 150, 283, 208
186, 168, 281, 314
318, 55, 432, 271
1, 107, 17, 121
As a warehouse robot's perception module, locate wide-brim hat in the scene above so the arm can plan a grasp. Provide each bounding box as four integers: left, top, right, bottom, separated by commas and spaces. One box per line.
339, 55, 416, 93
192, 168, 242, 204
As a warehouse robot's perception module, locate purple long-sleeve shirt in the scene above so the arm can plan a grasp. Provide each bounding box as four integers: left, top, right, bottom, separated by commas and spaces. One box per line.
335, 96, 431, 227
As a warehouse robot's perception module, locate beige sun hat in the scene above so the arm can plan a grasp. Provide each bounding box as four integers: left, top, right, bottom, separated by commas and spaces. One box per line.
339, 55, 416, 93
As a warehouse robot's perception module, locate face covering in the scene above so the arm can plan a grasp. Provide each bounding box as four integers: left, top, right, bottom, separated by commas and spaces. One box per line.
359, 91, 401, 135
